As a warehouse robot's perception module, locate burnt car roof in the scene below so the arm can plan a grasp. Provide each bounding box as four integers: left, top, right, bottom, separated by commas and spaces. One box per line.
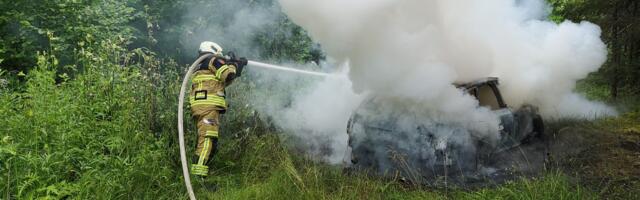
454, 77, 499, 89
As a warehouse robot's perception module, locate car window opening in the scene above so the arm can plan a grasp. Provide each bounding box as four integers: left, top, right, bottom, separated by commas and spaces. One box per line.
471, 85, 501, 110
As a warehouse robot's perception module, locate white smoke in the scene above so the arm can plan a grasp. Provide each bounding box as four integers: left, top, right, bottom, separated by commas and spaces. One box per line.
247, 66, 364, 164
272, 72, 364, 163
278, 0, 616, 118
250, 0, 619, 164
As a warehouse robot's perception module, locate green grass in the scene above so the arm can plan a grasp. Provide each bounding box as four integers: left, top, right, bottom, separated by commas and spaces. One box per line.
455, 173, 595, 200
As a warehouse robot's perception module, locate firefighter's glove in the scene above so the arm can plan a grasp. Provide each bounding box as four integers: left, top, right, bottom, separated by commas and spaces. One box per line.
235, 57, 248, 77
226, 51, 237, 61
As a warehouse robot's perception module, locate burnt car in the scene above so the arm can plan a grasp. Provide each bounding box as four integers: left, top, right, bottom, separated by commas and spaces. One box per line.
344, 77, 544, 183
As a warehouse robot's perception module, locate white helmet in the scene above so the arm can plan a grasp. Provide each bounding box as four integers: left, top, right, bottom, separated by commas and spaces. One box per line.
198, 41, 223, 56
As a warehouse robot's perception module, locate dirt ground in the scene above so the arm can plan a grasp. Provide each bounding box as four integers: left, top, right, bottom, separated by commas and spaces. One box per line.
427, 117, 640, 199
552, 126, 640, 199
493, 122, 640, 199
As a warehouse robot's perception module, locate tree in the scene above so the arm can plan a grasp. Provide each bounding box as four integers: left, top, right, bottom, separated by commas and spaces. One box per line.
550, 0, 640, 99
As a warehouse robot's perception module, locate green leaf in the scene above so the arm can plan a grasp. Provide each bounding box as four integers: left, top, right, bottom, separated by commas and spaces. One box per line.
19, 20, 31, 27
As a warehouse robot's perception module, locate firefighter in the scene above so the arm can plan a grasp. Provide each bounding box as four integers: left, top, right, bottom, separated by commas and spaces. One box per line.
190, 41, 247, 177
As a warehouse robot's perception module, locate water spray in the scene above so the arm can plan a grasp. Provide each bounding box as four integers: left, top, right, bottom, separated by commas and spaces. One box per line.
177, 56, 332, 200
248, 60, 333, 77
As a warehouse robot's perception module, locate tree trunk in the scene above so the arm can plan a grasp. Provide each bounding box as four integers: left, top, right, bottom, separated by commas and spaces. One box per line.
610, 4, 621, 100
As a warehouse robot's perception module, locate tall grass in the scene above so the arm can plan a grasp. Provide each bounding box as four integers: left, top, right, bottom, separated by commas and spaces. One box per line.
456, 173, 595, 200
0, 41, 185, 199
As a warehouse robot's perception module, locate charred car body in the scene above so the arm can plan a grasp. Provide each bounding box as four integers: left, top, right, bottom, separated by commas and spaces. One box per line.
345, 77, 544, 183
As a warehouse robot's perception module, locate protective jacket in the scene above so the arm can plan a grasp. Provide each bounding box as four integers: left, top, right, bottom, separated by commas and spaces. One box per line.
189, 54, 238, 176
190, 55, 238, 111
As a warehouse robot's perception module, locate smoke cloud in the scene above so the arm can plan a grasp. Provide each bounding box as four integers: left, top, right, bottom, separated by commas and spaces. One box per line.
268, 72, 364, 164
278, 0, 616, 118
247, 65, 364, 164
266, 0, 617, 166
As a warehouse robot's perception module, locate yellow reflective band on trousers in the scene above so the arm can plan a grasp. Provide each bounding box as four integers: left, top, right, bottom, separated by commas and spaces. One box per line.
192, 137, 213, 176
198, 138, 212, 165
191, 164, 208, 176
206, 130, 219, 137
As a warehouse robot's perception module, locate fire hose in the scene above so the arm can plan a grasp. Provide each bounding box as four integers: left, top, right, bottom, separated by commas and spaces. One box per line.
177, 54, 207, 200
177, 55, 331, 200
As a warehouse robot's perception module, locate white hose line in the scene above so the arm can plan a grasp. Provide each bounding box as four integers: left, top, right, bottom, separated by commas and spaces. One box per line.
178, 54, 210, 200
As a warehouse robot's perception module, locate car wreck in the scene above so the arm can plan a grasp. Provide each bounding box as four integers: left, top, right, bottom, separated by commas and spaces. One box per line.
344, 77, 544, 184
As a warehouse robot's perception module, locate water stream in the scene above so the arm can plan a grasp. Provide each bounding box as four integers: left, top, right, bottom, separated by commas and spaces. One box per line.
248, 60, 333, 77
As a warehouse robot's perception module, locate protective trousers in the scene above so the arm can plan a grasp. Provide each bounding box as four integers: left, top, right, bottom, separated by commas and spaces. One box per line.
190, 105, 220, 176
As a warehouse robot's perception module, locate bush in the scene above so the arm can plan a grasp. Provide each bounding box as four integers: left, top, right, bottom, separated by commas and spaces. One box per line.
0, 39, 185, 199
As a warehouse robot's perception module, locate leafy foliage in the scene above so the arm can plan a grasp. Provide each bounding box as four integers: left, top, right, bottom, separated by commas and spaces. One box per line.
0, 36, 186, 199
0, 0, 138, 73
